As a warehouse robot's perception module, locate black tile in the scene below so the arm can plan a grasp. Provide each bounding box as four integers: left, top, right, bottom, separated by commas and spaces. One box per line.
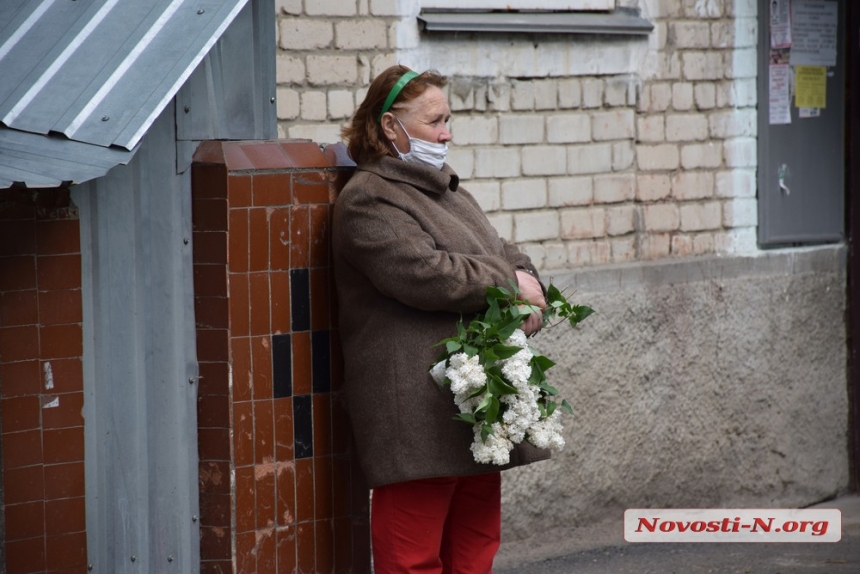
311, 330, 331, 394
290, 268, 310, 332
293, 394, 313, 459
272, 334, 292, 398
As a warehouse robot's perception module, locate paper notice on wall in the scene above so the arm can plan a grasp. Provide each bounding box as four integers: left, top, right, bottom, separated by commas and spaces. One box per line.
770, 0, 792, 48
795, 65, 827, 108
769, 64, 791, 125
799, 107, 821, 118
789, 0, 838, 66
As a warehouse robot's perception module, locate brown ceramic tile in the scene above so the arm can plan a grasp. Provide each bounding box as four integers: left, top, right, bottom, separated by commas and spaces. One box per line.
5, 500, 44, 540
44, 461, 85, 500
331, 456, 351, 519
198, 361, 229, 397
275, 459, 297, 527
256, 464, 276, 530
313, 456, 333, 520
274, 397, 295, 461
353, 518, 372, 571
296, 522, 316, 573
312, 394, 332, 457
198, 426, 231, 461
253, 173, 291, 207
229, 273, 250, 337
289, 206, 309, 269
36, 254, 82, 291
0, 290, 38, 326
269, 208, 291, 272
276, 525, 298, 574
0, 256, 37, 291
1, 395, 40, 433
4, 464, 45, 504
193, 142, 227, 167
308, 205, 330, 269
37, 289, 82, 326
291, 332, 311, 396
42, 391, 84, 429
256, 527, 277, 574
200, 559, 233, 574
32, 188, 73, 217
43, 358, 83, 394
254, 399, 274, 465
3, 429, 43, 468
279, 142, 328, 169
199, 460, 231, 495
270, 271, 291, 335
195, 296, 229, 330
36, 219, 80, 255
229, 175, 253, 208
197, 394, 229, 429
200, 525, 232, 561
233, 400, 254, 468
228, 208, 250, 273
244, 143, 293, 171
223, 143, 255, 172
5, 536, 46, 573
0, 189, 37, 220
196, 328, 229, 363
249, 208, 270, 272
193, 231, 228, 265
292, 172, 329, 205
43, 426, 85, 464
295, 458, 314, 523
309, 268, 330, 331
40, 323, 83, 359
0, 325, 39, 362
192, 198, 229, 233
44, 496, 86, 536
315, 519, 335, 574
231, 337, 252, 402
251, 336, 273, 400
0, 360, 41, 397
235, 530, 257, 573
235, 465, 256, 533
330, 393, 350, 455
333, 516, 353, 573
199, 492, 231, 528
193, 263, 228, 298
249, 272, 271, 336
46, 531, 87, 569
0, 220, 36, 257
191, 163, 228, 200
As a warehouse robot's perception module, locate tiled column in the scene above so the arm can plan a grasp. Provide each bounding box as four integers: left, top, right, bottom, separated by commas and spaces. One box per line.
0, 188, 87, 573
192, 141, 369, 574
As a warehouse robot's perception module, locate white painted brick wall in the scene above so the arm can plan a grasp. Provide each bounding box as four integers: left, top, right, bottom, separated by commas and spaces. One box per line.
672, 171, 714, 200
568, 144, 613, 175
637, 144, 680, 171
612, 141, 636, 171
487, 213, 513, 241
499, 115, 544, 145
451, 117, 498, 145
726, 48, 758, 79
534, 79, 558, 110
328, 90, 355, 119
543, 242, 568, 269
301, 91, 327, 121
640, 233, 670, 259
547, 114, 590, 144
723, 137, 756, 168
723, 197, 758, 227
670, 21, 710, 49
611, 237, 637, 262
709, 109, 757, 138
306, 0, 356, 16
672, 82, 694, 111
466, 181, 500, 212
511, 81, 534, 110
335, 20, 387, 50
276, 0, 301, 15
637, 116, 665, 143
279, 19, 333, 50
694, 83, 716, 109
558, 79, 582, 109
523, 146, 566, 176
276, 55, 305, 84
582, 79, 604, 109
502, 178, 548, 210
717, 79, 757, 108
665, 113, 709, 141
682, 52, 724, 81
680, 201, 722, 231
593, 174, 635, 204
642, 204, 680, 232
592, 110, 635, 141
276, 87, 299, 120
548, 177, 593, 207
447, 148, 474, 179
475, 148, 521, 178
715, 169, 756, 198
287, 123, 342, 143
560, 207, 606, 239
307, 55, 358, 85
515, 211, 561, 242
681, 142, 723, 169
606, 205, 635, 236
637, 174, 671, 202
370, 0, 410, 16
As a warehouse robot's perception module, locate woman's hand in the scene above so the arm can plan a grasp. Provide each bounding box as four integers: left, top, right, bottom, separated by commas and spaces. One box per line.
515, 270, 546, 336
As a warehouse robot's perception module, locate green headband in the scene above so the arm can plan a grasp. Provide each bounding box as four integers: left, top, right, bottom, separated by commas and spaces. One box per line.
378, 71, 419, 121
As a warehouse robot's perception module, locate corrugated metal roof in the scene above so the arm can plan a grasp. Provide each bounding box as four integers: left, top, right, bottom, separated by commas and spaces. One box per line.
0, 0, 249, 188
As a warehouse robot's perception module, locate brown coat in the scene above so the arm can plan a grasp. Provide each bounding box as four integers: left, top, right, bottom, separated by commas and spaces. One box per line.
332, 156, 549, 488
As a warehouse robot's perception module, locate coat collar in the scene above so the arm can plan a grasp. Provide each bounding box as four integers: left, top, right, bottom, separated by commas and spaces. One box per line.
358, 156, 459, 196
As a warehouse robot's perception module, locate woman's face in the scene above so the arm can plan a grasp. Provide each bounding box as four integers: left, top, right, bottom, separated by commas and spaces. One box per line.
384, 85, 452, 153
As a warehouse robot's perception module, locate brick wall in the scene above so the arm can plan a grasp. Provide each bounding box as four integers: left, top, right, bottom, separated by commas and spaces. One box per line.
0, 188, 88, 573
274, 0, 760, 268
192, 140, 369, 574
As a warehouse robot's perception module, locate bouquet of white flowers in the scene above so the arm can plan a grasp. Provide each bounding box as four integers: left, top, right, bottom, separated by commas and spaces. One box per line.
429, 282, 592, 465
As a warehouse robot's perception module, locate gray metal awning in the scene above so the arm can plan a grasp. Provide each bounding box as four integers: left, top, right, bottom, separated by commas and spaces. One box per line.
418, 9, 654, 36
0, 0, 249, 188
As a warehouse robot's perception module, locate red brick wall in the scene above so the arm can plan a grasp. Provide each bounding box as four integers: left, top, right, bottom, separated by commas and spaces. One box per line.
192, 141, 369, 574
0, 188, 87, 573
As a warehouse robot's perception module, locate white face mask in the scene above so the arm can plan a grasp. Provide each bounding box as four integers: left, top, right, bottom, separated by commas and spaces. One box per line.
392, 117, 448, 170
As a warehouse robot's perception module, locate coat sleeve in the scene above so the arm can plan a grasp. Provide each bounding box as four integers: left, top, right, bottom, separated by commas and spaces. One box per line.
334, 188, 519, 314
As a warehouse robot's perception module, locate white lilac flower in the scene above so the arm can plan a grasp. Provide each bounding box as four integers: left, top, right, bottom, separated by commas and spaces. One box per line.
470, 423, 513, 466
445, 353, 486, 396
527, 409, 565, 452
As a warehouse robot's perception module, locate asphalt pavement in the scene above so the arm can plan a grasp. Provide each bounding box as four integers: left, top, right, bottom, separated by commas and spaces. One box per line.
494, 494, 860, 573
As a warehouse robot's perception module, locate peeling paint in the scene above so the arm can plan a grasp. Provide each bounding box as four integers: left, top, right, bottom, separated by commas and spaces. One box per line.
42, 396, 59, 409
44, 361, 54, 389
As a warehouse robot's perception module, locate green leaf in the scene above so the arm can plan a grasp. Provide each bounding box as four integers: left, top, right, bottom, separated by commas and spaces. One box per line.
532, 355, 556, 371
546, 401, 557, 417
540, 382, 560, 396
492, 344, 521, 360
560, 399, 573, 415
480, 422, 493, 442
488, 374, 519, 396
453, 412, 477, 424
569, 305, 595, 325
476, 392, 492, 413
485, 397, 500, 424
446, 341, 462, 354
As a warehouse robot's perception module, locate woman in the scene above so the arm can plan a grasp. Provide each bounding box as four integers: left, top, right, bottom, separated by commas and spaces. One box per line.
332, 65, 549, 573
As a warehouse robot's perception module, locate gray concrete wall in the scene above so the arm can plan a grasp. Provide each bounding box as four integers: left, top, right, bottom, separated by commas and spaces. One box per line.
501, 246, 849, 544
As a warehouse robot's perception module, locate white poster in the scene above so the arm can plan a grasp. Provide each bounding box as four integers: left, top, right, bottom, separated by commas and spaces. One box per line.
789, 0, 838, 66
770, 0, 792, 48
769, 64, 792, 125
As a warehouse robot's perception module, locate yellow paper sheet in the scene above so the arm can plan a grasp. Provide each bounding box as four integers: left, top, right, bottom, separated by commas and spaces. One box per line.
795, 65, 827, 109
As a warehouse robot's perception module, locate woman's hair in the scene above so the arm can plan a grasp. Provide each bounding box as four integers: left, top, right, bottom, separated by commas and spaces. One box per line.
342, 65, 448, 165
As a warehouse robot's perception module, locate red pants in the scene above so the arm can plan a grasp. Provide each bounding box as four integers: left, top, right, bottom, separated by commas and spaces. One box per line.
371, 472, 502, 574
